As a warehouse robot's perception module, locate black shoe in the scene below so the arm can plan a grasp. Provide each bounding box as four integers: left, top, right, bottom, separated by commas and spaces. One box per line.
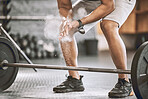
53, 75, 85, 93
108, 78, 133, 98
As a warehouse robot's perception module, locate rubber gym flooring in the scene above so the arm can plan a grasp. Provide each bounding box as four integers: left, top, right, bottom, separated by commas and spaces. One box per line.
0, 51, 137, 99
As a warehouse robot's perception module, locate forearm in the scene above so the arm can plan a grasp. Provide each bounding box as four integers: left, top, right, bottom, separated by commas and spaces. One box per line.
81, 0, 115, 25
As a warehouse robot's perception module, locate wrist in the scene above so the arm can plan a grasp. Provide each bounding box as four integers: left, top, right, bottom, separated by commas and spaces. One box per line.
77, 19, 83, 28
71, 20, 79, 28
77, 19, 85, 34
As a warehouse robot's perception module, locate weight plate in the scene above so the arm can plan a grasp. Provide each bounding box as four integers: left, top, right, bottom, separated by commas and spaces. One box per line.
0, 37, 19, 92
131, 41, 148, 99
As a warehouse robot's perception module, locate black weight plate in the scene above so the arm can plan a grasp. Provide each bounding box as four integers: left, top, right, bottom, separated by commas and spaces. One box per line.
131, 41, 148, 99
0, 37, 19, 92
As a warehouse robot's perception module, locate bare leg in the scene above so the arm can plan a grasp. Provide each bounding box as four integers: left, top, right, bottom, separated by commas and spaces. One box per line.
60, 37, 80, 79
100, 20, 128, 81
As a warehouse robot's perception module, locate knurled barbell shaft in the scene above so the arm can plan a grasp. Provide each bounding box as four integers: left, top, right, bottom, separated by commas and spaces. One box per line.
1, 62, 131, 74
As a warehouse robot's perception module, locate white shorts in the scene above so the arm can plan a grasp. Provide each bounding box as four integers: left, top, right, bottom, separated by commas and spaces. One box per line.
72, 0, 136, 32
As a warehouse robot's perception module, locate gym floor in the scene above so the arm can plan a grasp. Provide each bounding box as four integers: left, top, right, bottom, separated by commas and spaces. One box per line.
0, 51, 137, 99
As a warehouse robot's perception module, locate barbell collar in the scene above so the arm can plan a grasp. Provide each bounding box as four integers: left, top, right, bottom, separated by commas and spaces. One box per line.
0, 62, 131, 74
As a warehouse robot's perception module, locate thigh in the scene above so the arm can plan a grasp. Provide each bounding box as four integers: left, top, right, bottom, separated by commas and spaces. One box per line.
103, 0, 136, 28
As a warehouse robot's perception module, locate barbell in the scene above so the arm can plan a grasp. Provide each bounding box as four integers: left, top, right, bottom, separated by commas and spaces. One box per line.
0, 27, 148, 99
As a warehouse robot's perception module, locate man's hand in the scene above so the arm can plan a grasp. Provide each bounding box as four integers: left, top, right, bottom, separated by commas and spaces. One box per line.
59, 19, 79, 40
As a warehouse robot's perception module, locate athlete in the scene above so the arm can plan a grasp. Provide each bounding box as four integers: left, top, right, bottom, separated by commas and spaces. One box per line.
53, 0, 136, 98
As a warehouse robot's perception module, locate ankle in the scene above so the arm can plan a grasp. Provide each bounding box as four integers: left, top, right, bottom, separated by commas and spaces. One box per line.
69, 71, 80, 80
70, 75, 84, 80
69, 75, 80, 80
118, 74, 129, 82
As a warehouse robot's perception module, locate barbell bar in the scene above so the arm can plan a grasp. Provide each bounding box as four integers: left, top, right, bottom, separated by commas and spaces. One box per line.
0, 60, 131, 74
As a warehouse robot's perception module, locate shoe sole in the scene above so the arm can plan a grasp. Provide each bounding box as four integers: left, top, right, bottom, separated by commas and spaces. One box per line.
53, 87, 85, 93
108, 90, 134, 98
